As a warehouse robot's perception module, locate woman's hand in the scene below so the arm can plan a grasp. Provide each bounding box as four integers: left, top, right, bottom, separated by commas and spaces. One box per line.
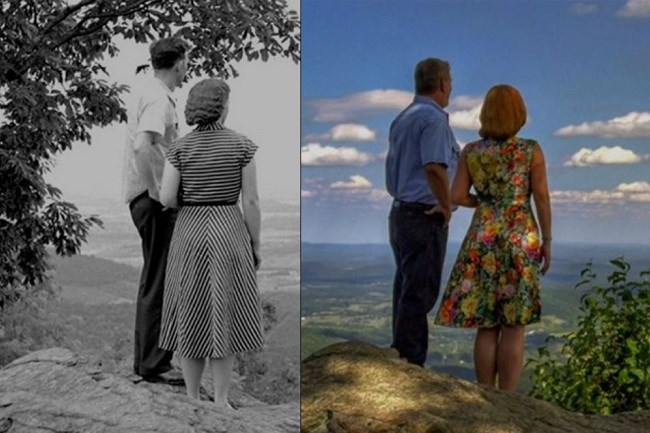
253, 246, 262, 271
424, 203, 451, 228
540, 241, 551, 275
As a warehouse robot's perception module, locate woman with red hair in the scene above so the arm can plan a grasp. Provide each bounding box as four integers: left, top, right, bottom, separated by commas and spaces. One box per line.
435, 84, 552, 391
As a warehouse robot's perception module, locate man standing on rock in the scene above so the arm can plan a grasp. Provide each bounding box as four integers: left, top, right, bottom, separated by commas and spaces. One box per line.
385, 57, 460, 366
122, 37, 189, 384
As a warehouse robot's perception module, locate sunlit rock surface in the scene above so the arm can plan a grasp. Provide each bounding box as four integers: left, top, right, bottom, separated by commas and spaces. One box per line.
301, 341, 650, 433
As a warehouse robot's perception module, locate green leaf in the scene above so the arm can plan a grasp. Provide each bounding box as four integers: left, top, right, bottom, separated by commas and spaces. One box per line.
0, 0, 299, 309
610, 257, 630, 271
529, 257, 650, 414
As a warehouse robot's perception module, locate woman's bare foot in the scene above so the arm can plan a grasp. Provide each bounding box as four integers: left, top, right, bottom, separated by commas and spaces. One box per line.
214, 400, 236, 411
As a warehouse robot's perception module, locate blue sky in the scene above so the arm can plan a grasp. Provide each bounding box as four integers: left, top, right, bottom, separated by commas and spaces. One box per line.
301, 0, 650, 244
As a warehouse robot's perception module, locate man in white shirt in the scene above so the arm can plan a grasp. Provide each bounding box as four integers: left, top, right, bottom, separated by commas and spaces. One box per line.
123, 37, 188, 384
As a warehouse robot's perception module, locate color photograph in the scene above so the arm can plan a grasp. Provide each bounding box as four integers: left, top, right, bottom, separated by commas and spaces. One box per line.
301, 1, 650, 431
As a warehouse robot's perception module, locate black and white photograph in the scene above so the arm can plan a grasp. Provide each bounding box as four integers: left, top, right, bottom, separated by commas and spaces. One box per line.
0, 1, 300, 431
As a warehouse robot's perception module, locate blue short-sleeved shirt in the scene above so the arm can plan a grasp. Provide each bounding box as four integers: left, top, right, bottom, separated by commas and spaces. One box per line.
385, 95, 460, 205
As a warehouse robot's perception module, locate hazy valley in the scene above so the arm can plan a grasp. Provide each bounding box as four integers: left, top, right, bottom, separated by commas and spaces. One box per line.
43, 196, 300, 403
301, 241, 650, 391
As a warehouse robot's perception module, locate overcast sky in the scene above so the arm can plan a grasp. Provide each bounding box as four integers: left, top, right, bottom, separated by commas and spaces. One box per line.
47, 0, 300, 205
301, 0, 650, 244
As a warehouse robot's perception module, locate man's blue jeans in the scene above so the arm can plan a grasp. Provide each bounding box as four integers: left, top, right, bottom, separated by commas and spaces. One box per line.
389, 200, 448, 366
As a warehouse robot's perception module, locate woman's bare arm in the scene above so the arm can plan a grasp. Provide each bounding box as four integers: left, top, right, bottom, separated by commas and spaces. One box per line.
450, 152, 478, 208
160, 159, 181, 209
241, 157, 261, 269
531, 143, 552, 275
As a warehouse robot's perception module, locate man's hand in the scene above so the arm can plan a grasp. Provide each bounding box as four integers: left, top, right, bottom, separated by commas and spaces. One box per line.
423, 162, 452, 228
424, 204, 451, 228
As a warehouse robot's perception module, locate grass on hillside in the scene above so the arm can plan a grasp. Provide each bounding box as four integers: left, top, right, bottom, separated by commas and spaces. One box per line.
300, 327, 345, 360
301, 278, 582, 396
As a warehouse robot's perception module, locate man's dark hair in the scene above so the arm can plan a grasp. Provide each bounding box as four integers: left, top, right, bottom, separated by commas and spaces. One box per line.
414, 58, 450, 95
149, 37, 190, 70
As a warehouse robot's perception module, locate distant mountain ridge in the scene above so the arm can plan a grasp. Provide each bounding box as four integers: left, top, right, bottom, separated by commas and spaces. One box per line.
302, 241, 650, 285
61, 193, 299, 212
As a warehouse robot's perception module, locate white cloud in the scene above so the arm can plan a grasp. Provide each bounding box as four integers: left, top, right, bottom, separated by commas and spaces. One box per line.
330, 175, 372, 190
305, 123, 378, 142
555, 112, 650, 137
572, 2, 599, 15
449, 103, 482, 130
331, 123, 377, 141
564, 146, 649, 166
629, 193, 650, 202
308, 89, 483, 130
552, 182, 650, 204
309, 89, 412, 122
441, 96, 483, 130
302, 175, 393, 207
449, 96, 484, 111
616, 181, 650, 193
302, 176, 325, 187
551, 190, 626, 203
618, 0, 650, 18
301, 143, 375, 166
301, 177, 328, 199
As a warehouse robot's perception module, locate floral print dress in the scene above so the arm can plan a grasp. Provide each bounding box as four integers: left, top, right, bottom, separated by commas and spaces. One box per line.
435, 137, 542, 328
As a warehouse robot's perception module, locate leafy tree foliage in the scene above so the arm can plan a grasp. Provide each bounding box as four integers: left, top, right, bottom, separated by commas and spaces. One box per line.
528, 258, 650, 414
0, 0, 300, 308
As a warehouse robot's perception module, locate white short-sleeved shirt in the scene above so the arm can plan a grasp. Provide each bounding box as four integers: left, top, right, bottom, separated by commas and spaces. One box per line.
122, 77, 178, 203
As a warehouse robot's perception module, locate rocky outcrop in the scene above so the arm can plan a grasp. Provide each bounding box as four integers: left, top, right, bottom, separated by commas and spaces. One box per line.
301, 341, 650, 433
0, 348, 298, 433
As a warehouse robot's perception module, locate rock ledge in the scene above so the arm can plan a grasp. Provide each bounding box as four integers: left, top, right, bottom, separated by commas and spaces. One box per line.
0, 348, 298, 433
301, 341, 650, 433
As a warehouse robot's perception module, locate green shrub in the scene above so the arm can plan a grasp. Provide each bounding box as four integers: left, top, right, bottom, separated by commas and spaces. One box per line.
528, 258, 650, 414
0, 281, 68, 366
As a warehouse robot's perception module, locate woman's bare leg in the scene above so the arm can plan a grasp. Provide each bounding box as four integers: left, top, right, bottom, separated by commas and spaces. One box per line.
179, 356, 206, 399
497, 325, 525, 391
474, 326, 500, 387
209, 356, 235, 408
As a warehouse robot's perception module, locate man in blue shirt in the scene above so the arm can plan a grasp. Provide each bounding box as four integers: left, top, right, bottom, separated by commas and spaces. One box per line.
385, 57, 460, 366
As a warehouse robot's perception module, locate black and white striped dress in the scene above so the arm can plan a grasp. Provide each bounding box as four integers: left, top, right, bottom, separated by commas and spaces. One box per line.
159, 121, 264, 358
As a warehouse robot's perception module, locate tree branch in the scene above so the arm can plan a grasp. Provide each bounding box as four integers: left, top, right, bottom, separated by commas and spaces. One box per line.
62, 17, 112, 42
40, 0, 98, 36
6, 0, 155, 81
47, 0, 157, 51
147, 8, 173, 25
78, 0, 157, 23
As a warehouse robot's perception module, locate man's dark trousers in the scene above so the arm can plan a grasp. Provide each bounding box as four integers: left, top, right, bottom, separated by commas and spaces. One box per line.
129, 192, 175, 377
389, 200, 448, 366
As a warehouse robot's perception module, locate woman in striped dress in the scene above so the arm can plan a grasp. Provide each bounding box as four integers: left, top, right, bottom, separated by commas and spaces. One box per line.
158, 78, 263, 408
